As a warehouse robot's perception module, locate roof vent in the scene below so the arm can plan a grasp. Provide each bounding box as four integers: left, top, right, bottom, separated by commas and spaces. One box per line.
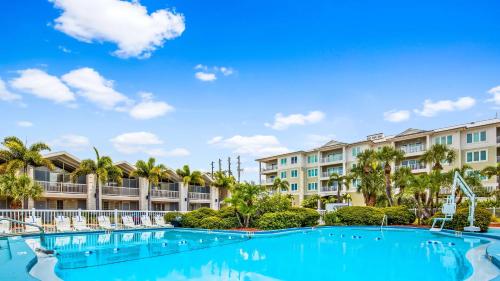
367, 133, 384, 141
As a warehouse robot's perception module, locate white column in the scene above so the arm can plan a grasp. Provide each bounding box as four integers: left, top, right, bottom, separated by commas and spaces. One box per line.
138, 177, 149, 210
179, 182, 188, 212
210, 186, 219, 210
86, 174, 96, 210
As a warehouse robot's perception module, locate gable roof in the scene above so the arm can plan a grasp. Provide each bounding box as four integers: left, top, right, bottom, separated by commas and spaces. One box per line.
395, 128, 428, 138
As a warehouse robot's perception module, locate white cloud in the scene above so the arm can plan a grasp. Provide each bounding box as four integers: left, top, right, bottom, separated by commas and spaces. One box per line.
111, 132, 163, 154
195, 72, 216, 82
50, 134, 90, 150
50, 0, 185, 58
414, 97, 476, 117
487, 86, 500, 106
10, 69, 75, 104
129, 92, 174, 119
17, 121, 33, 127
0, 78, 21, 102
58, 45, 72, 53
61, 67, 131, 110
207, 136, 223, 144
208, 135, 289, 157
383, 110, 410, 122
148, 148, 190, 157
218, 67, 233, 76
265, 111, 325, 130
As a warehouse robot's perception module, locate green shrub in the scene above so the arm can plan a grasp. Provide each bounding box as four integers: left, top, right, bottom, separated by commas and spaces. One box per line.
324, 212, 341, 225
182, 207, 218, 228
217, 206, 241, 229
256, 211, 302, 230
288, 207, 320, 227
164, 212, 184, 225
430, 207, 492, 232
199, 216, 225, 229
382, 206, 416, 225
220, 217, 240, 229
335, 206, 384, 225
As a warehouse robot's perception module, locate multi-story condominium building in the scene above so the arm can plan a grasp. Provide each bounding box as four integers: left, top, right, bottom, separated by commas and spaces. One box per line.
257, 118, 500, 207
0, 151, 221, 211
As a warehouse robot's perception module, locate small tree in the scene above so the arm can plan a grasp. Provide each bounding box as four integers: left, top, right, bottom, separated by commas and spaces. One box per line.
224, 182, 264, 228
327, 172, 352, 203
0, 173, 42, 209
272, 178, 289, 193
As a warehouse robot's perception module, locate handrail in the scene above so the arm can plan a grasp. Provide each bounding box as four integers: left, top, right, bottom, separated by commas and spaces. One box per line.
380, 214, 388, 231
0, 217, 46, 247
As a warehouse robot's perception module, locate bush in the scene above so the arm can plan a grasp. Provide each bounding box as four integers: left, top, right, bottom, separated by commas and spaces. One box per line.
164, 212, 184, 225
199, 216, 225, 229
324, 212, 341, 225
430, 207, 492, 232
335, 206, 384, 225
382, 206, 416, 225
288, 207, 320, 227
182, 207, 217, 228
256, 211, 302, 230
256, 194, 292, 215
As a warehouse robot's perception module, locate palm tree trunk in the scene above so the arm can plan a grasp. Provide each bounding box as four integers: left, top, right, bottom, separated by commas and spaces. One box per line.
96, 175, 100, 210
147, 183, 152, 211
385, 170, 393, 206
337, 181, 341, 202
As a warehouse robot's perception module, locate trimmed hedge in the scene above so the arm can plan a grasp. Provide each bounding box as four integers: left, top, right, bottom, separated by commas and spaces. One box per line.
256, 211, 302, 230
288, 207, 320, 227
164, 212, 184, 226
324, 212, 341, 225
182, 207, 217, 228
432, 207, 492, 232
382, 206, 416, 225
199, 216, 225, 229
335, 206, 384, 225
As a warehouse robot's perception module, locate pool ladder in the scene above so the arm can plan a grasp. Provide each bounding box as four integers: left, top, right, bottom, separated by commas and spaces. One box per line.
380, 215, 388, 231
0, 217, 47, 248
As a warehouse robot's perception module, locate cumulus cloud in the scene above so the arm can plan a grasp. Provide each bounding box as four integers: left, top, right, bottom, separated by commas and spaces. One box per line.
62, 67, 131, 110
50, 134, 90, 150
17, 121, 33, 127
111, 132, 163, 154
194, 64, 234, 82
487, 86, 500, 106
50, 0, 185, 58
383, 110, 410, 122
129, 92, 174, 119
414, 97, 475, 117
0, 78, 21, 102
10, 69, 75, 104
265, 111, 325, 130
208, 135, 289, 157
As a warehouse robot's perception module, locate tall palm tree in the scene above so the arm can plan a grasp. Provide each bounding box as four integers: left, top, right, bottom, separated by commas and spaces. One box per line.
392, 166, 413, 206
272, 178, 289, 193
213, 171, 236, 203
131, 157, 169, 211
420, 143, 456, 171
376, 146, 405, 206
71, 147, 123, 210
0, 173, 43, 209
0, 136, 54, 174
176, 165, 205, 210
407, 173, 431, 223
351, 149, 383, 206
327, 172, 352, 203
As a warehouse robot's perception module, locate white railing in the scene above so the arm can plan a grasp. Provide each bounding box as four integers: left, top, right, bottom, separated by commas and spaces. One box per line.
399, 144, 425, 154
151, 189, 179, 199
262, 165, 278, 172
396, 164, 426, 171
265, 178, 275, 184
36, 181, 87, 194
102, 186, 139, 196
321, 171, 343, 178
321, 185, 338, 192
0, 209, 181, 235
188, 192, 210, 200
320, 156, 343, 163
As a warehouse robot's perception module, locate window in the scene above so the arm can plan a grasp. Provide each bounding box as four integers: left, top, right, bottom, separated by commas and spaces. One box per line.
291, 156, 298, 164
327, 166, 343, 175
307, 182, 318, 191
467, 131, 487, 144
352, 179, 361, 188
307, 169, 318, 177
307, 155, 318, 164
280, 171, 287, 179
291, 169, 298, 178
466, 150, 487, 163
351, 147, 362, 157
280, 158, 287, 165
435, 135, 452, 145
291, 183, 298, 191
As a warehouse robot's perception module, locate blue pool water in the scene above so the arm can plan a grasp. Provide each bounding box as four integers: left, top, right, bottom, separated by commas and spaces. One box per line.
32, 227, 486, 281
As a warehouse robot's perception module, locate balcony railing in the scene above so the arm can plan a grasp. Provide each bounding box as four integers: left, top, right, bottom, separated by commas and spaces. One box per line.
321, 185, 339, 192
320, 155, 343, 163
188, 192, 210, 200
37, 181, 87, 194
102, 186, 139, 197
262, 165, 278, 172
321, 171, 343, 178
151, 189, 179, 199
399, 144, 425, 154
396, 164, 426, 171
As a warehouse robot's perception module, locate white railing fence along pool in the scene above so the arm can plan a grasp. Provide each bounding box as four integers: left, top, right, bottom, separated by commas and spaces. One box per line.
0, 209, 184, 235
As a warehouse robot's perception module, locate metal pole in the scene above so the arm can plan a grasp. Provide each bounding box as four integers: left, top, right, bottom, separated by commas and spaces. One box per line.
228, 157, 232, 176
237, 155, 242, 183
210, 161, 214, 177
218, 159, 222, 173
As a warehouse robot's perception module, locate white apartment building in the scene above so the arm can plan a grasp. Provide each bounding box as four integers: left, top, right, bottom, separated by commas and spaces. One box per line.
257, 118, 500, 206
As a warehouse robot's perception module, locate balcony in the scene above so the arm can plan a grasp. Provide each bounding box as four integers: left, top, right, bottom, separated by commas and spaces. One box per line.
321, 171, 344, 178
37, 181, 87, 194
396, 164, 426, 172
321, 185, 339, 193
188, 192, 210, 200
399, 144, 425, 154
262, 165, 278, 172
320, 155, 343, 164
102, 186, 139, 197
151, 189, 179, 199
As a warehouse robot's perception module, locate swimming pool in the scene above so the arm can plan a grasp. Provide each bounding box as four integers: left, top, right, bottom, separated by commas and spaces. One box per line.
23, 227, 492, 281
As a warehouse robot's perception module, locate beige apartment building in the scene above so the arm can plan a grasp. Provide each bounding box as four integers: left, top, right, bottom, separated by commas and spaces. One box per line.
0, 151, 221, 211
257, 118, 500, 207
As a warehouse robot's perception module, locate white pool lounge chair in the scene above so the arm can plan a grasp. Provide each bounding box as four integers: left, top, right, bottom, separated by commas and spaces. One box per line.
72, 216, 91, 231
97, 216, 115, 230
0, 217, 10, 234
24, 216, 42, 233
55, 216, 72, 232
122, 216, 137, 228
154, 215, 173, 228
140, 215, 153, 227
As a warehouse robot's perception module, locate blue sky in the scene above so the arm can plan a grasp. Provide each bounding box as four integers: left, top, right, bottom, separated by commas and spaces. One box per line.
1, 0, 500, 181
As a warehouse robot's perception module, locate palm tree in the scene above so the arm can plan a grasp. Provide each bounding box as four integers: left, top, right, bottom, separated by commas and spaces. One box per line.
131, 157, 169, 211
272, 178, 289, 193
351, 149, 384, 206
0, 173, 43, 208
213, 171, 236, 203
407, 173, 431, 223
224, 182, 264, 227
176, 165, 205, 210
444, 165, 482, 204
0, 136, 54, 174
376, 146, 405, 206
482, 163, 500, 190
420, 144, 456, 171
327, 172, 352, 203
392, 166, 413, 206
71, 147, 123, 210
